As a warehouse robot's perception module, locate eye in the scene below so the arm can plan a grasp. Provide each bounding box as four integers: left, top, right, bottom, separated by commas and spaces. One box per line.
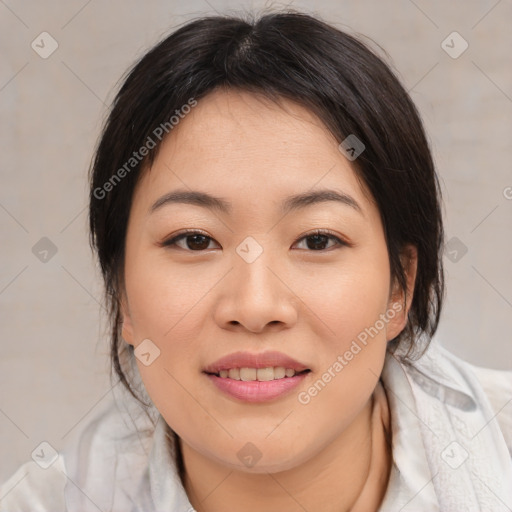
161, 230, 220, 251
160, 229, 347, 252
293, 229, 347, 251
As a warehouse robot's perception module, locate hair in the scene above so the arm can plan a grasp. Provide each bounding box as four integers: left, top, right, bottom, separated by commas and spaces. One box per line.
88, 10, 445, 415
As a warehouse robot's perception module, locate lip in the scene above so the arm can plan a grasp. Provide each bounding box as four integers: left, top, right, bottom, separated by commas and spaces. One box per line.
203, 350, 311, 403
203, 350, 310, 374
206, 372, 309, 403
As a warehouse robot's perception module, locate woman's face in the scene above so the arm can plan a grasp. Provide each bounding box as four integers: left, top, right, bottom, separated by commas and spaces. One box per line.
120, 88, 416, 473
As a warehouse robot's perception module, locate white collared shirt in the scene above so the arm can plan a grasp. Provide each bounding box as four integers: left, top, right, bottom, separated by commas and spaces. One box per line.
1, 339, 511, 511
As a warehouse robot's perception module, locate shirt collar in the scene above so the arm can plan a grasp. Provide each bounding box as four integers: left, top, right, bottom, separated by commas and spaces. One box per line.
391, 337, 478, 411
379, 338, 512, 511
378, 345, 441, 511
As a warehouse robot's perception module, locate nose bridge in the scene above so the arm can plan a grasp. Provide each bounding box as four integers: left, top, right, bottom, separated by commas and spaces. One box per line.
233, 235, 279, 298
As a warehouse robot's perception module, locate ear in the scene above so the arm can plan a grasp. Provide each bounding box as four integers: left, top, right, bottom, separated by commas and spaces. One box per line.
385, 244, 418, 341
119, 292, 136, 347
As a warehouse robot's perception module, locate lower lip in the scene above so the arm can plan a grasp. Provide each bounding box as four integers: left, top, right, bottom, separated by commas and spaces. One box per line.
205, 372, 309, 403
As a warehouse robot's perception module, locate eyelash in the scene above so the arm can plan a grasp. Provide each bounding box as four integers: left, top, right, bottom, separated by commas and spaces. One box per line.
160, 228, 348, 252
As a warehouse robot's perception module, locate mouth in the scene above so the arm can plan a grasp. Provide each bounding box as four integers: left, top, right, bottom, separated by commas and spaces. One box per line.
204, 369, 311, 403
202, 350, 312, 402
205, 367, 311, 381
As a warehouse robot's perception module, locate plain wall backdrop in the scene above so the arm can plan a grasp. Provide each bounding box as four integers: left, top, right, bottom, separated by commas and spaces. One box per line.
1, 0, 511, 484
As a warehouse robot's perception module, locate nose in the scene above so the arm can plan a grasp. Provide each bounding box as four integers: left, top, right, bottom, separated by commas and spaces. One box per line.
213, 248, 299, 333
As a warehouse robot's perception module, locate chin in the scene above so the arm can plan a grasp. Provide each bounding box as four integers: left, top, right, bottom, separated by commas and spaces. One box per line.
205, 439, 314, 475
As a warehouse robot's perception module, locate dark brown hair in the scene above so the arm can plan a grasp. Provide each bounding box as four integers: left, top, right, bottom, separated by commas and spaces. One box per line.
88, 10, 445, 412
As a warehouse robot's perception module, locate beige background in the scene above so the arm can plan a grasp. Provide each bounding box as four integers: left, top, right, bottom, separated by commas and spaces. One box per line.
1, 0, 511, 484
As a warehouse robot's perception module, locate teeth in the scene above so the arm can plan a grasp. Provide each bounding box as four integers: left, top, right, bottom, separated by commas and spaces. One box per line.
217, 366, 300, 381
274, 367, 286, 379
240, 368, 257, 381
228, 368, 240, 380
257, 367, 274, 381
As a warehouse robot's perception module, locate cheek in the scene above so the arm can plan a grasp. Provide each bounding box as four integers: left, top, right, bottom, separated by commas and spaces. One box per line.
123, 253, 214, 415
293, 265, 390, 446
299, 248, 391, 417
125, 262, 210, 433
306, 252, 392, 350
124, 248, 214, 341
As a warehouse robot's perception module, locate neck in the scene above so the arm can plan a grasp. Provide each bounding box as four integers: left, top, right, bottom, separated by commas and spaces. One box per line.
179, 390, 390, 512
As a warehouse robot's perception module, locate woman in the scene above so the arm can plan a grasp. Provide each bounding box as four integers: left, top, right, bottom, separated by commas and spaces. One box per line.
1, 10, 511, 512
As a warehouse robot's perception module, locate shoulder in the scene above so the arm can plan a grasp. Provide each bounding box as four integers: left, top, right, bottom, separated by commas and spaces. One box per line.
380, 340, 512, 510
0, 384, 158, 511
456, 354, 512, 403
0, 454, 68, 511
398, 339, 512, 453
458, 356, 512, 453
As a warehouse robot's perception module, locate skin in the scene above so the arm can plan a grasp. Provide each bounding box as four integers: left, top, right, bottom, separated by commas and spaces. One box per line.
120, 88, 418, 512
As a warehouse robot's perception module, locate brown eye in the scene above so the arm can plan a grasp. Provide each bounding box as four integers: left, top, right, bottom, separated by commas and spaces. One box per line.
305, 234, 331, 250
294, 230, 346, 251
162, 229, 347, 252
162, 231, 219, 251
181, 234, 212, 250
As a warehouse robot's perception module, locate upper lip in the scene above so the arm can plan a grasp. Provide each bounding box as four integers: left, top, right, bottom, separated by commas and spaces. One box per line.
203, 351, 310, 374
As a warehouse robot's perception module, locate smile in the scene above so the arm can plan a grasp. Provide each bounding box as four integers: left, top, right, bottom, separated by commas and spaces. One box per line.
205, 369, 311, 403
211, 367, 310, 381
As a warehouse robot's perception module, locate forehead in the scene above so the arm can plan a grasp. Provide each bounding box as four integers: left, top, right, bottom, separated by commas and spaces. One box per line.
160, 88, 342, 167
134, 88, 374, 217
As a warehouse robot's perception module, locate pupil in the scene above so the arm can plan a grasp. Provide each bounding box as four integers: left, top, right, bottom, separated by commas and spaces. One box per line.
188, 235, 209, 250
308, 234, 327, 250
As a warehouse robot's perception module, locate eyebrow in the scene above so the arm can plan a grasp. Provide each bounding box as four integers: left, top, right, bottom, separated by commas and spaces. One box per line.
149, 188, 363, 216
